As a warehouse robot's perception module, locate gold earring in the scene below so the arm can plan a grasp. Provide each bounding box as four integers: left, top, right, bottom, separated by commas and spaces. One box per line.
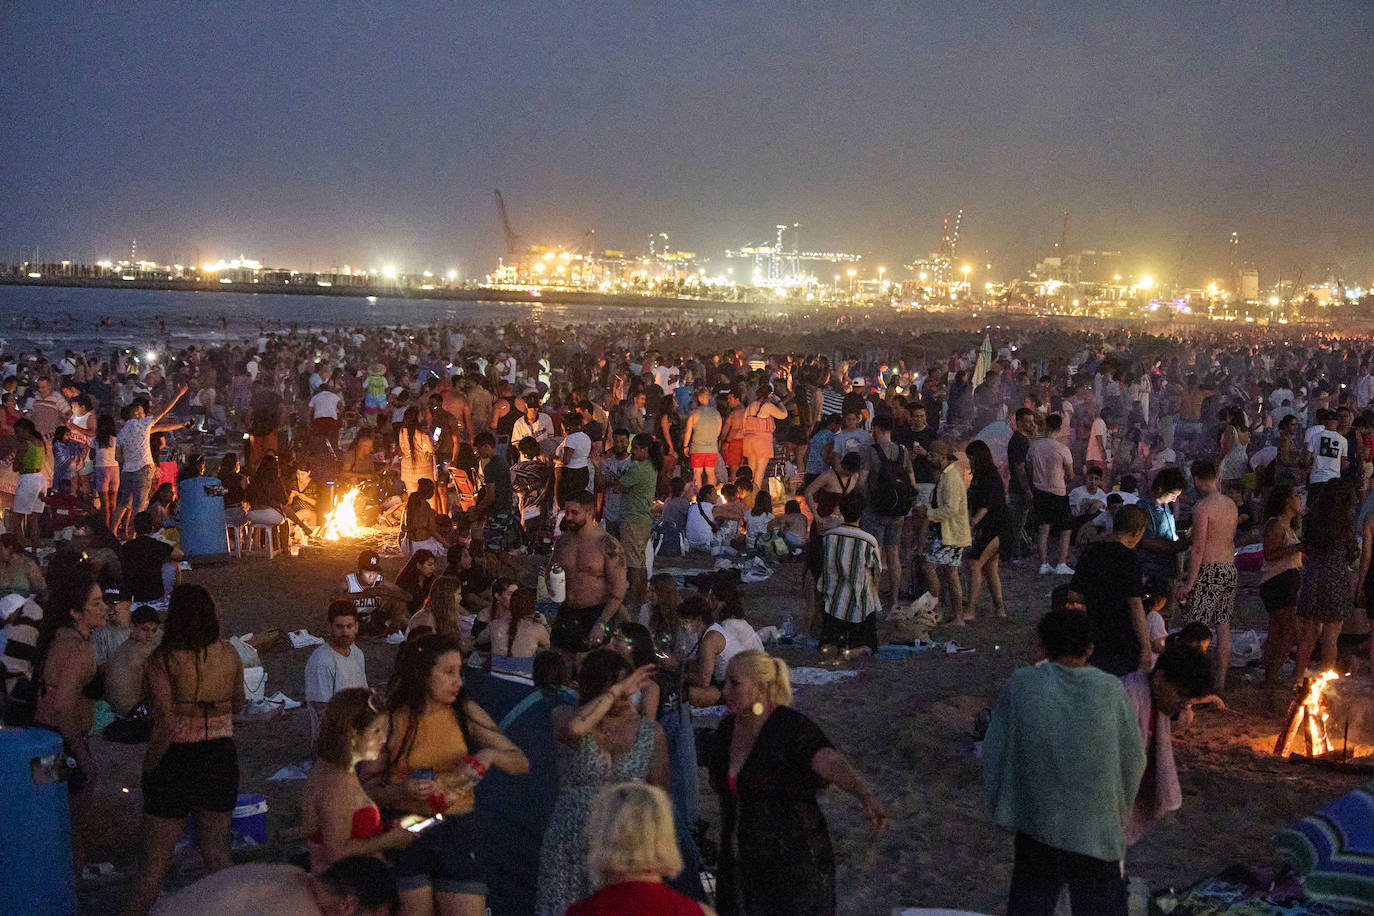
751, 701, 764, 716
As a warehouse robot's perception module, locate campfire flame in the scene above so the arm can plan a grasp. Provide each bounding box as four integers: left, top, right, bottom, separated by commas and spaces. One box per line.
321, 487, 364, 541
1302, 670, 1340, 756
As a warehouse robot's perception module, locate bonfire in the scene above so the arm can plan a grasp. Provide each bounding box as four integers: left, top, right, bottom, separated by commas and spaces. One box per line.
320, 487, 365, 541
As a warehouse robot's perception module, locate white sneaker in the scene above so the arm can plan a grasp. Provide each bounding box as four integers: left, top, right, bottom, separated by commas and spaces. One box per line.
1054, 563, 1075, 575
1038, 563, 1053, 575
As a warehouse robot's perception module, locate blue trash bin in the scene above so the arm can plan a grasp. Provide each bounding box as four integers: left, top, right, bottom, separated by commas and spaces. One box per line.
0, 727, 77, 915
178, 475, 229, 560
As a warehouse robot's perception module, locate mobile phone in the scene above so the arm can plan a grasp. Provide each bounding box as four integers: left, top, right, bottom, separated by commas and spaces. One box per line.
407, 814, 444, 833
411, 768, 435, 780
432, 427, 442, 443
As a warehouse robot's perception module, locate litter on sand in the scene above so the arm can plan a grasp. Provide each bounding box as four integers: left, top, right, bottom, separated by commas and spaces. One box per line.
268, 761, 314, 781
287, 629, 324, 649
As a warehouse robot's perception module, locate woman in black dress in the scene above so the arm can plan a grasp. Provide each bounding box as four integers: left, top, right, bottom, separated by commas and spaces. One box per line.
961, 438, 1007, 622
707, 650, 888, 916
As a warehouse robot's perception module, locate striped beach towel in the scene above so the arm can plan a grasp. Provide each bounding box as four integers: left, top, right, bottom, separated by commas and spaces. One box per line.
1276, 780, 1374, 912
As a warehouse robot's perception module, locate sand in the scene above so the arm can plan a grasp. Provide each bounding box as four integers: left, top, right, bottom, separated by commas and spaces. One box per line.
77, 539, 1368, 915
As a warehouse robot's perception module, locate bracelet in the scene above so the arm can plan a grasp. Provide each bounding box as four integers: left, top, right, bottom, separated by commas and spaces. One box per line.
464, 754, 488, 778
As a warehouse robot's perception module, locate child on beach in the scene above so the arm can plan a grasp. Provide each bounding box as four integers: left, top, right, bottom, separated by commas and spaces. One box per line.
745, 491, 772, 554
361, 362, 388, 426
768, 499, 809, 552
1143, 576, 1171, 667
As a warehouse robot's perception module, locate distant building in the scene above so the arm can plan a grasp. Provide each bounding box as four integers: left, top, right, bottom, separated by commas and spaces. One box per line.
1240, 269, 1259, 302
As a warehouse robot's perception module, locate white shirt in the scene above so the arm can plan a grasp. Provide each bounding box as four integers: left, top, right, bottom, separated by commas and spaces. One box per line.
304, 642, 367, 739
512, 413, 556, 446
559, 430, 592, 470
685, 500, 718, 547
1310, 428, 1347, 484
652, 365, 676, 390
1358, 375, 1374, 410
308, 389, 342, 420
1068, 485, 1109, 517
116, 415, 157, 471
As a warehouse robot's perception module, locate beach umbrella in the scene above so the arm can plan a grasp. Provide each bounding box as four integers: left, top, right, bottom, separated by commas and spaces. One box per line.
974, 419, 1013, 465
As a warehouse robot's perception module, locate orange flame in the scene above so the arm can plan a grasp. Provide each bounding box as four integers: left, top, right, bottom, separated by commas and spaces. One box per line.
321, 487, 364, 541
1303, 670, 1340, 756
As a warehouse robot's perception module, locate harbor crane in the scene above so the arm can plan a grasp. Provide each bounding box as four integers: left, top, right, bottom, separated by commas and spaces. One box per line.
493, 189, 523, 255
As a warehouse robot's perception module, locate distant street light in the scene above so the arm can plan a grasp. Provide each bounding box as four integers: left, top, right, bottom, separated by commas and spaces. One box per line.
847, 268, 857, 298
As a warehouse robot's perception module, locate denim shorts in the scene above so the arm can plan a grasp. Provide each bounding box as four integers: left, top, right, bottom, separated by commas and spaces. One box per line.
390, 812, 487, 896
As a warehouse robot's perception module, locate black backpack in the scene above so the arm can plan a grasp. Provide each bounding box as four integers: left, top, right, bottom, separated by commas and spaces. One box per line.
870, 443, 915, 517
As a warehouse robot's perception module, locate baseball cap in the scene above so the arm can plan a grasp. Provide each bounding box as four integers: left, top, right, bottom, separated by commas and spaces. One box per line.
852, 377, 866, 387
358, 550, 381, 572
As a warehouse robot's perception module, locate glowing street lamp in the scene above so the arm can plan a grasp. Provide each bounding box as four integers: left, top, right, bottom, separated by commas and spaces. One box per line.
961, 264, 972, 293
847, 268, 857, 298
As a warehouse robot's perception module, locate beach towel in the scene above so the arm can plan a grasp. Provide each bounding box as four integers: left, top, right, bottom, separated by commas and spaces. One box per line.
1275, 781, 1374, 913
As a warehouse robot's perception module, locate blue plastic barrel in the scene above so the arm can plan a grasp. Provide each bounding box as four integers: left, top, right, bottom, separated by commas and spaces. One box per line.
178, 475, 229, 560
0, 727, 76, 915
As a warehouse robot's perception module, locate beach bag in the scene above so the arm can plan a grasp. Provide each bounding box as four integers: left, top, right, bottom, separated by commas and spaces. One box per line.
869, 444, 915, 517
1233, 543, 1264, 572
653, 521, 686, 558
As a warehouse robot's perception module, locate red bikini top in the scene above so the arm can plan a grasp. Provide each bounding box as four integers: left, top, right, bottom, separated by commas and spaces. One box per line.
309, 806, 384, 844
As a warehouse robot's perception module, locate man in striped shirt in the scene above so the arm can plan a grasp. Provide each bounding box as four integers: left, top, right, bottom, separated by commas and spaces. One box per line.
819, 491, 883, 656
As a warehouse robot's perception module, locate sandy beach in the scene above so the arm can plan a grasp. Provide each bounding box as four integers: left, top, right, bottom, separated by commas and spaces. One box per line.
73, 534, 1370, 915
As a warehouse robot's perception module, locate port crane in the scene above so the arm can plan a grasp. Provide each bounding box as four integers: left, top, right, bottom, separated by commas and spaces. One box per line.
493, 189, 523, 256
724, 224, 861, 282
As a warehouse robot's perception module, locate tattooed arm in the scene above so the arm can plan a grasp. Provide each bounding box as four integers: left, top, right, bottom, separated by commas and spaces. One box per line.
598, 532, 629, 626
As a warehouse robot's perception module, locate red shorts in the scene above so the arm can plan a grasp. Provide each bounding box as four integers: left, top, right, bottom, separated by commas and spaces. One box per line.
311, 417, 340, 434
690, 451, 718, 469
722, 439, 744, 468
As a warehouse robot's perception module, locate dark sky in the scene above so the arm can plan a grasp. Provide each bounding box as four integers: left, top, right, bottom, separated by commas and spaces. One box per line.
4, 2, 1371, 284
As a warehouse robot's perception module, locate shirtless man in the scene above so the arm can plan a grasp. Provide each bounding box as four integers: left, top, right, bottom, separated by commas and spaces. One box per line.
719, 387, 746, 481
1176, 459, 1239, 693
546, 490, 627, 657
440, 375, 473, 444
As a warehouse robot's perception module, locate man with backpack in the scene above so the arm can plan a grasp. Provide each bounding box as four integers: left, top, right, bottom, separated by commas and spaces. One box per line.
859, 415, 918, 611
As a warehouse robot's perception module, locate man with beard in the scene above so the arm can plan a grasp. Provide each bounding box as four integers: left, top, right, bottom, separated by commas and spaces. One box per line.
547, 490, 627, 657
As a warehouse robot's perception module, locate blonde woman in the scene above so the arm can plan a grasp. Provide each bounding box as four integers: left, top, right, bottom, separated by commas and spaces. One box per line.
708, 650, 888, 916
566, 783, 715, 916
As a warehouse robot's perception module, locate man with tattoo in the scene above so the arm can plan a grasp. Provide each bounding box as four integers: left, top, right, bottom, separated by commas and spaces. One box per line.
546, 490, 628, 657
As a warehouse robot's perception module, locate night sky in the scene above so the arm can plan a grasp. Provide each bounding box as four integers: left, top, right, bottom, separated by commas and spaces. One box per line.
3, 2, 1371, 283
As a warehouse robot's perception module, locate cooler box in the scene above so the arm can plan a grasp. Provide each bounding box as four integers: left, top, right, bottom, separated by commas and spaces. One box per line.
178, 475, 229, 560
0, 726, 76, 915
182, 793, 268, 849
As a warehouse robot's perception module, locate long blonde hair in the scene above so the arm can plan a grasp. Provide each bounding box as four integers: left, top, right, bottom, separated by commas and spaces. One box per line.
423, 576, 463, 638
727, 649, 793, 707
586, 782, 682, 885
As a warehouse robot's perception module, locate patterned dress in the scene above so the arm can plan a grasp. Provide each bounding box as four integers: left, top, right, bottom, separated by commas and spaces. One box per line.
534, 717, 657, 916
1296, 536, 1355, 624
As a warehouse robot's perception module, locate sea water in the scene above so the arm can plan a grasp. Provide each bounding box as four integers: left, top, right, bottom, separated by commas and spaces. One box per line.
0, 285, 736, 353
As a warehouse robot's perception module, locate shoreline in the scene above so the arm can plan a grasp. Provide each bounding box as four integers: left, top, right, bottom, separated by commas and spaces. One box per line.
0, 274, 768, 311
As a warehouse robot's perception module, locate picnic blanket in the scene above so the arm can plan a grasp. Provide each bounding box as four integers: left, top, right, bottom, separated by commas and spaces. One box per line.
1276, 781, 1374, 913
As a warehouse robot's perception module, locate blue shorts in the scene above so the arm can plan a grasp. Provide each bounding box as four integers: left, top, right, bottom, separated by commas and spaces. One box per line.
389, 812, 487, 896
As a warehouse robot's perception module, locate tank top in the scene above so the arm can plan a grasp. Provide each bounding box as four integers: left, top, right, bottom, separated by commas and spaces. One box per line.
689, 406, 722, 451
1260, 521, 1302, 583
94, 443, 118, 468
743, 401, 774, 439
496, 397, 518, 437
387, 703, 476, 815
707, 618, 765, 684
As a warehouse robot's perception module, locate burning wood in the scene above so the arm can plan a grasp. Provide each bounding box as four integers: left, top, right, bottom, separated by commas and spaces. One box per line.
1274, 670, 1374, 763
320, 487, 365, 541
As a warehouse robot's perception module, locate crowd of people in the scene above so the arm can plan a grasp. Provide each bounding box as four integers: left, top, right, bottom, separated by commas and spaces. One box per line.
2, 312, 1374, 914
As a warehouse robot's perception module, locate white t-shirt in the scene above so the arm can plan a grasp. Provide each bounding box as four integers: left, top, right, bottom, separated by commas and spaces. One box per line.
308, 389, 342, 420
1068, 485, 1109, 518
1310, 428, 1347, 484
559, 431, 592, 469
304, 642, 368, 738
1086, 417, 1110, 464
1147, 610, 1168, 667
685, 500, 718, 547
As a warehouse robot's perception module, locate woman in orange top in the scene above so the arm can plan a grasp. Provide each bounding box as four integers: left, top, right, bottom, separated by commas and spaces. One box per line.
361, 633, 528, 916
